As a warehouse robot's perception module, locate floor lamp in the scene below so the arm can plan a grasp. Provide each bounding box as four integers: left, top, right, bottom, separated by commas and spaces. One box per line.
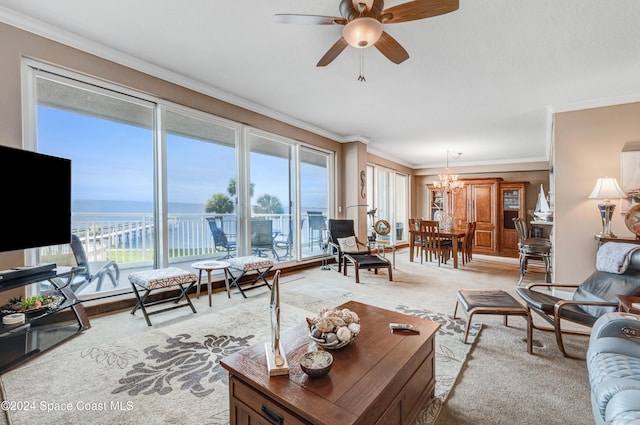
588, 177, 626, 238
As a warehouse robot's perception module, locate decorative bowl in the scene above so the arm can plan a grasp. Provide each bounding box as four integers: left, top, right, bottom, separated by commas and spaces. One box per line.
306, 307, 360, 350
299, 351, 333, 378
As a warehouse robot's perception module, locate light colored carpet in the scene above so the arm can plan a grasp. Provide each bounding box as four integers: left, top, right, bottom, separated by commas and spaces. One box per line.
0, 250, 593, 425
0, 287, 479, 425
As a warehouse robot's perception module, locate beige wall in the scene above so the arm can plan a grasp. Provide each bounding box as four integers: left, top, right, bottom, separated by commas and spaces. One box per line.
554, 102, 640, 282
343, 142, 369, 238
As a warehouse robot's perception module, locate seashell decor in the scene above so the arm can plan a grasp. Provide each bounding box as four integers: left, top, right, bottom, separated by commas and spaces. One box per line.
306, 307, 360, 350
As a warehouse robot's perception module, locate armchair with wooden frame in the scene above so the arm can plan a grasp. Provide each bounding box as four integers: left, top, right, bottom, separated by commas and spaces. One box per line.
327, 219, 370, 273
516, 245, 640, 358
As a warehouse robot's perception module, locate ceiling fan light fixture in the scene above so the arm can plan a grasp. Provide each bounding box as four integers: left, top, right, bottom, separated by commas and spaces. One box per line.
342, 17, 383, 48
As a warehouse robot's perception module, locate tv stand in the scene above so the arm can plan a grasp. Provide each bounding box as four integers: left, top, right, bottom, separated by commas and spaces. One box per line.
0, 267, 90, 373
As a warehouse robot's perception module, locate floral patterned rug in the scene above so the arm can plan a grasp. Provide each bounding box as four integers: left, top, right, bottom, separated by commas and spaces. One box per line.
0, 298, 480, 425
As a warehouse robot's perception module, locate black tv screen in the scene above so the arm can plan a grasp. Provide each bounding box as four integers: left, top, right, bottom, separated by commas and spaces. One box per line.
0, 145, 71, 252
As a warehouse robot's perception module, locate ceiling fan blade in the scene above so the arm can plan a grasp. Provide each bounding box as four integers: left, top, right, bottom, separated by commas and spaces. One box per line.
274, 14, 347, 25
317, 37, 349, 67
374, 31, 410, 64
381, 0, 459, 24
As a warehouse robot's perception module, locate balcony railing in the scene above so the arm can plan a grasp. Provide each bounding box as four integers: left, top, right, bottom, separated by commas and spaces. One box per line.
39, 212, 327, 269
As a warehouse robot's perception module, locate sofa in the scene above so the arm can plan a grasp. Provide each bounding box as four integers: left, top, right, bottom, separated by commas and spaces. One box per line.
587, 312, 640, 425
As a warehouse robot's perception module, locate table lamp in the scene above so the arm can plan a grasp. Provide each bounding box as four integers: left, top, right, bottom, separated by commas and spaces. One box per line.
588, 177, 626, 238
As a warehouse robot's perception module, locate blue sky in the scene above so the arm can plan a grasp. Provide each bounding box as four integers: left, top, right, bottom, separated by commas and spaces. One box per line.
37, 107, 327, 211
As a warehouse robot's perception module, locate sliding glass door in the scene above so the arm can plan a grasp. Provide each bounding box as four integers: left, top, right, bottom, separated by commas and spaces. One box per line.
165, 109, 239, 264
247, 130, 293, 262
367, 164, 408, 244
33, 71, 156, 297
300, 147, 330, 260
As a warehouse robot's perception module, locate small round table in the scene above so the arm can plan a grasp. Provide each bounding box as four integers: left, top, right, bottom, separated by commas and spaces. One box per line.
191, 260, 231, 307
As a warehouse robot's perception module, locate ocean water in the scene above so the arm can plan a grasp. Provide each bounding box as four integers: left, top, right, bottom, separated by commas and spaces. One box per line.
73, 200, 206, 214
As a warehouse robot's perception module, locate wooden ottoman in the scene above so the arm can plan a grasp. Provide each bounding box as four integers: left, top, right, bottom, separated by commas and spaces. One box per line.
342, 253, 393, 284
453, 289, 533, 354
226, 256, 274, 298
128, 267, 198, 326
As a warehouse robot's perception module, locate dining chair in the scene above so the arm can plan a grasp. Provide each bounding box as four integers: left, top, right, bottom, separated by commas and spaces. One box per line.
513, 217, 552, 284
409, 218, 422, 259
419, 220, 452, 266
457, 221, 476, 265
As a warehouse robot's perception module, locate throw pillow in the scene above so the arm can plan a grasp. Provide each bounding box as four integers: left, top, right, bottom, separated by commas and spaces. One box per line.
337, 236, 359, 253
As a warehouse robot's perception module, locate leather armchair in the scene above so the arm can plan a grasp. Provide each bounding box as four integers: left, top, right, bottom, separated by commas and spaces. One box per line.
516, 249, 640, 358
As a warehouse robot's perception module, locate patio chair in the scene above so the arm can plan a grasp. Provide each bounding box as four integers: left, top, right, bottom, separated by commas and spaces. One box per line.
206, 217, 236, 259
70, 234, 120, 294
327, 219, 370, 273
274, 229, 293, 261
516, 242, 640, 358
307, 211, 327, 251
251, 219, 278, 259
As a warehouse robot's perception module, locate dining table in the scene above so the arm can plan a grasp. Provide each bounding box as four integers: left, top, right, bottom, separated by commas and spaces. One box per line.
409, 227, 467, 268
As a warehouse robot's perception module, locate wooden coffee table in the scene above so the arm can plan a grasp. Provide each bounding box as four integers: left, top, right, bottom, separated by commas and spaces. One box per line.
616, 294, 640, 314
220, 301, 440, 425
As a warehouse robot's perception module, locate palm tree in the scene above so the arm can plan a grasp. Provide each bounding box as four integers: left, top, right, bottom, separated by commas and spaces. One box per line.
227, 178, 255, 199
253, 194, 284, 214
205, 193, 234, 213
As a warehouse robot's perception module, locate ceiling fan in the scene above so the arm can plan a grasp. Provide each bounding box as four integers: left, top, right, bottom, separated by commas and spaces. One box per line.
275, 0, 459, 67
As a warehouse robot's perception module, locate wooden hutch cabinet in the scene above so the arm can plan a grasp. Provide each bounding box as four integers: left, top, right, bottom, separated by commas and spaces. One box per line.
499, 182, 528, 257
426, 178, 529, 257
451, 178, 501, 256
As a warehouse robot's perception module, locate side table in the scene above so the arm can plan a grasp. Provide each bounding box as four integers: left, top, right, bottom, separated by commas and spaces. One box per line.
616, 294, 640, 314
191, 260, 231, 307
374, 240, 396, 268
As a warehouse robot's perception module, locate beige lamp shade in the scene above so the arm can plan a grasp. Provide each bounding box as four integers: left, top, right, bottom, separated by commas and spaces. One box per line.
588, 177, 626, 200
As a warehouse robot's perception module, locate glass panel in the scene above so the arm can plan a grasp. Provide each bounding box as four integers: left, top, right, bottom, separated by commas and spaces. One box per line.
374, 169, 391, 243
35, 75, 155, 299
395, 174, 408, 242
165, 110, 238, 267
503, 189, 520, 209
300, 147, 330, 260
248, 132, 293, 263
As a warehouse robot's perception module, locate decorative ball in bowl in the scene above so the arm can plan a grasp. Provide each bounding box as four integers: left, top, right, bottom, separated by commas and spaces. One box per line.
299, 350, 333, 378
306, 307, 360, 350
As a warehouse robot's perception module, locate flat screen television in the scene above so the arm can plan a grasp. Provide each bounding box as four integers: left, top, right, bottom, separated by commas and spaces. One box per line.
0, 145, 72, 252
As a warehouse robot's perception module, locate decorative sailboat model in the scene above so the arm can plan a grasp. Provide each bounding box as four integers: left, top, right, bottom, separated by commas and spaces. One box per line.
533, 184, 553, 221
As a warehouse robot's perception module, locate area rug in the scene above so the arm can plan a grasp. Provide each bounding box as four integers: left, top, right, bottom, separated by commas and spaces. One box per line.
0, 298, 480, 425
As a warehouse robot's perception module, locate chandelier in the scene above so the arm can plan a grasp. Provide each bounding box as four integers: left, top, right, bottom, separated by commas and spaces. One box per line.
430, 150, 464, 194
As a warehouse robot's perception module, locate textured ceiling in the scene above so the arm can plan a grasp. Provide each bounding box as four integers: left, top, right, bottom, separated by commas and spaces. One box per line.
1, 0, 640, 168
